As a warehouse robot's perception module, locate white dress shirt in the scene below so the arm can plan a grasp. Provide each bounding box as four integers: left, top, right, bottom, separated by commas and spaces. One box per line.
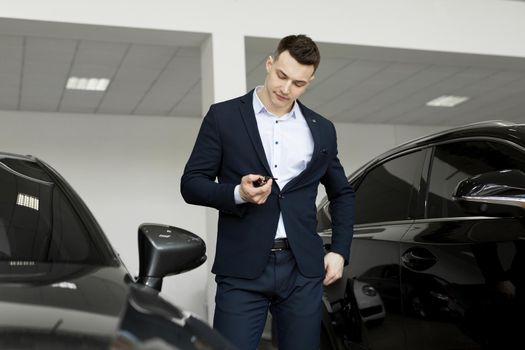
235, 87, 314, 239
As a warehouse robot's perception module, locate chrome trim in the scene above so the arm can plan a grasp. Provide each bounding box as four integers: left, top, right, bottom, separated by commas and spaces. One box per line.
455, 195, 525, 209
353, 216, 499, 227
354, 220, 414, 228
319, 217, 501, 238
318, 220, 415, 237
412, 216, 499, 223
415, 136, 525, 154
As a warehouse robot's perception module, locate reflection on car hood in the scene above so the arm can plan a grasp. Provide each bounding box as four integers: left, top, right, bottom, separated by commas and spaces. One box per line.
0, 262, 129, 349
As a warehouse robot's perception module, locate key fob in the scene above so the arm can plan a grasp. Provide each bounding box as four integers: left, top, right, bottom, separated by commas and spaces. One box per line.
253, 176, 271, 188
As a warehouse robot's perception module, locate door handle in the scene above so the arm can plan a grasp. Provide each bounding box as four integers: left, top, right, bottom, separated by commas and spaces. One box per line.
401, 247, 437, 271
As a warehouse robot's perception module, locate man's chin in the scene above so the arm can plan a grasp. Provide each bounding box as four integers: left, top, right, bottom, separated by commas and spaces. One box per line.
273, 98, 292, 109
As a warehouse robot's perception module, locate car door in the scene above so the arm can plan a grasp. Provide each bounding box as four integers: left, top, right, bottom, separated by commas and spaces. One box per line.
320, 149, 427, 350
400, 139, 525, 350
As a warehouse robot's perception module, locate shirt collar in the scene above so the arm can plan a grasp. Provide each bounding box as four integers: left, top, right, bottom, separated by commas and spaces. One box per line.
253, 86, 299, 119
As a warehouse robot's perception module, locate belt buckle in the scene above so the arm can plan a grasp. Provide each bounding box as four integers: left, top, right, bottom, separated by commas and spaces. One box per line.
271, 239, 288, 252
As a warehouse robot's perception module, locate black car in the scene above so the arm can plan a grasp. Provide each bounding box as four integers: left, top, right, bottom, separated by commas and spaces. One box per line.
316, 121, 525, 350
0, 152, 235, 349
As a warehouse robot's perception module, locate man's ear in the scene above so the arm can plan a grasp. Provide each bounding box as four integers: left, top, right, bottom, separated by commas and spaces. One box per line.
265, 56, 273, 73
309, 74, 316, 82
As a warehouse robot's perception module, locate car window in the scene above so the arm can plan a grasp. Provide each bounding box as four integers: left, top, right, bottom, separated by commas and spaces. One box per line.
353, 150, 426, 225
427, 140, 525, 218
0, 157, 112, 265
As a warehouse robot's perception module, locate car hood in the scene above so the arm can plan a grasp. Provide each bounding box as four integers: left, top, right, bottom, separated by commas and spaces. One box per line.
0, 262, 236, 350
0, 262, 129, 349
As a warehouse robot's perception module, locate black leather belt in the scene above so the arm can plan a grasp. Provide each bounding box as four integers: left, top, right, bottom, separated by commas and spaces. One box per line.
271, 238, 290, 251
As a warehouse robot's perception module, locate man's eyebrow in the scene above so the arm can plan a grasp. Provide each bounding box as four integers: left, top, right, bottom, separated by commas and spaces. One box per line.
277, 69, 288, 78
277, 69, 308, 84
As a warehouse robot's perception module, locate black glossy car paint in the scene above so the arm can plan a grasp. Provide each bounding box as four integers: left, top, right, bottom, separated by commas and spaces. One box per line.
0, 153, 234, 349
318, 121, 525, 350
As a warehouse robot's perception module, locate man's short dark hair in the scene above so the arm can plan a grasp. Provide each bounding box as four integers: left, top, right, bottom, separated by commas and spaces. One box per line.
275, 34, 320, 72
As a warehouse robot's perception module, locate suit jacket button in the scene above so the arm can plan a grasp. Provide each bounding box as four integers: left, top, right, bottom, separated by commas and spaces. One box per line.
279, 194, 285, 199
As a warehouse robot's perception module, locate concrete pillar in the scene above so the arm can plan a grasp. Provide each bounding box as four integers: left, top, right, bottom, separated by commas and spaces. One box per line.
200, 31, 247, 323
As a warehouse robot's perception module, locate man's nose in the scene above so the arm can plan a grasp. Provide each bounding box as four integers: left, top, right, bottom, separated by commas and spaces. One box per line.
282, 80, 292, 94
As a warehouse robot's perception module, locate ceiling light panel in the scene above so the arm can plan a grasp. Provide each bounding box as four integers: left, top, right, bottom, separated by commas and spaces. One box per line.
426, 95, 470, 107
66, 77, 110, 91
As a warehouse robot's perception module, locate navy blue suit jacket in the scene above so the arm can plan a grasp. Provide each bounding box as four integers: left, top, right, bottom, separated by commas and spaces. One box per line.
181, 90, 354, 279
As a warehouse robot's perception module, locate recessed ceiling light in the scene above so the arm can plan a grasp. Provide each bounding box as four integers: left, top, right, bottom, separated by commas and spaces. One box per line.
66, 77, 110, 91
426, 95, 469, 107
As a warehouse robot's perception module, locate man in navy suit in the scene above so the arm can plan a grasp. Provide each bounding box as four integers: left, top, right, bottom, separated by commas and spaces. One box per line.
181, 34, 354, 350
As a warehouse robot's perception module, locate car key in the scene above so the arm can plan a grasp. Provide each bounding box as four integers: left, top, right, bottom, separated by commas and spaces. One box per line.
253, 176, 277, 187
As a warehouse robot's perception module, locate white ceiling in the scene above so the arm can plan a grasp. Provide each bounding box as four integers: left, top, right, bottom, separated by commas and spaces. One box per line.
1, 19, 524, 126
0, 19, 206, 118
246, 38, 525, 126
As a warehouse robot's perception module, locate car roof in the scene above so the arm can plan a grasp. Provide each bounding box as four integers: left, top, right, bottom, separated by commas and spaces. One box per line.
317, 120, 525, 209
0, 152, 36, 161
395, 120, 523, 150
350, 120, 525, 179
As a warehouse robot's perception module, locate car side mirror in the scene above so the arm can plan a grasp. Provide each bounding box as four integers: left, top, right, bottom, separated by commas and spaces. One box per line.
452, 169, 525, 217
137, 223, 206, 291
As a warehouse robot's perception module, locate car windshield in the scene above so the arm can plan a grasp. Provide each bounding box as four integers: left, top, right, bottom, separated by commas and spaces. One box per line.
0, 156, 114, 266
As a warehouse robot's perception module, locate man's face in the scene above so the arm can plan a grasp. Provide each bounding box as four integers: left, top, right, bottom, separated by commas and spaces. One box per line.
262, 50, 315, 114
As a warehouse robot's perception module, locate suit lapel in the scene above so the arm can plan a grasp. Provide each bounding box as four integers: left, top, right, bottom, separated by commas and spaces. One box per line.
282, 102, 322, 192
238, 91, 273, 176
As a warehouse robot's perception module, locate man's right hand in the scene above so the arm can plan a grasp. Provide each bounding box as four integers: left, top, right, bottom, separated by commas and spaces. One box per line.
239, 174, 273, 204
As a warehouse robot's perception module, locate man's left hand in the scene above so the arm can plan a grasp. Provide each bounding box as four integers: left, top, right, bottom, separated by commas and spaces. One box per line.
323, 252, 344, 286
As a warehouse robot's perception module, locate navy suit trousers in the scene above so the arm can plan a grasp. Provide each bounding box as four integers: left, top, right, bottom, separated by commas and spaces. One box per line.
213, 250, 323, 350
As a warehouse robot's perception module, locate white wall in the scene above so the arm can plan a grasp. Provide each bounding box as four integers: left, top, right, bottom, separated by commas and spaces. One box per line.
0, 110, 209, 316
315, 122, 447, 203
334, 122, 448, 176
